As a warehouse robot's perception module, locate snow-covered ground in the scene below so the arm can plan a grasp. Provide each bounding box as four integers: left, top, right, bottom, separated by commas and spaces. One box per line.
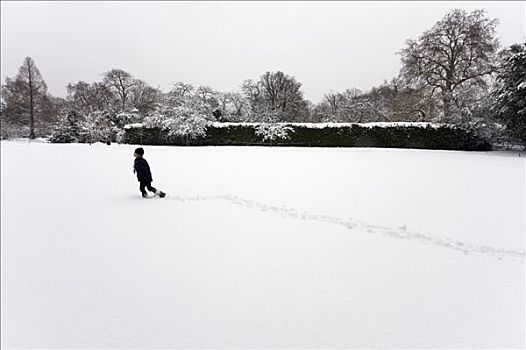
1, 141, 524, 348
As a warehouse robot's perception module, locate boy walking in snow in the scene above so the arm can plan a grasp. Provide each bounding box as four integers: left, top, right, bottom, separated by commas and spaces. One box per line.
133, 147, 166, 198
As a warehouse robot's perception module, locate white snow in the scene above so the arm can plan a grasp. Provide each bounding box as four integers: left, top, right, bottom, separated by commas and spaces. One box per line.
1, 141, 524, 348
123, 123, 144, 129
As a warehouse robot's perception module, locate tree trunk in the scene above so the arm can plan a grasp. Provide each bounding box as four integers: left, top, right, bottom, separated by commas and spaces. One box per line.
28, 63, 36, 139
442, 93, 451, 122
442, 64, 455, 122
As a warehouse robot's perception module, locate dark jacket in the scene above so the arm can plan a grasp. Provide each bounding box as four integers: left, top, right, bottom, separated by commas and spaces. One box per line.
134, 157, 153, 183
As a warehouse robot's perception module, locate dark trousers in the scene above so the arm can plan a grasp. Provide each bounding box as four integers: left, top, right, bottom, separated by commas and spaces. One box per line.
140, 181, 157, 195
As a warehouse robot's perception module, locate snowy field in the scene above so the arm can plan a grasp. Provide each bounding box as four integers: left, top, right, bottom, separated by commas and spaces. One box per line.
1, 140, 525, 348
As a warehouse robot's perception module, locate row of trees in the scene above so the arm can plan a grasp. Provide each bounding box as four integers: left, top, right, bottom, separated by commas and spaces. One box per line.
1, 9, 525, 146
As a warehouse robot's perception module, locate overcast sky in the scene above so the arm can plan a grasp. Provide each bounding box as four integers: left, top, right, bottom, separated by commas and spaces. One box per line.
1, 1, 525, 103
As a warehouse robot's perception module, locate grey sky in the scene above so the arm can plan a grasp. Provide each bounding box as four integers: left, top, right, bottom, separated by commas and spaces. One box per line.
1, 1, 525, 103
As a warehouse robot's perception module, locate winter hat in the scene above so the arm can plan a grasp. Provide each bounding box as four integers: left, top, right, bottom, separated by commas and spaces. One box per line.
134, 147, 144, 156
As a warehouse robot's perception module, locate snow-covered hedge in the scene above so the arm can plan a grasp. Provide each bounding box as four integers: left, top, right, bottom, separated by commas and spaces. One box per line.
123, 122, 491, 151
210, 122, 446, 129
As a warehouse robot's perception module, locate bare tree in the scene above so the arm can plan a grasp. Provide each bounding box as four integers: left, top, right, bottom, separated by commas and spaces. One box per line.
129, 80, 162, 115
323, 91, 341, 115
102, 69, 137, 111
1, 57, 49, 138
259, 71, 304, 115
67, 81, 92, 112
340, 88, 362, 101
67, 81, 113, 114
242, 72, 308, 121
227, 92, 250, 121
322, 88, 363, 119
400, 9, 499, 120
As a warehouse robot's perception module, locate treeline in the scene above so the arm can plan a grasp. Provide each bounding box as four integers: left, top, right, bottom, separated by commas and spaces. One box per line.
1, 9, 525, 147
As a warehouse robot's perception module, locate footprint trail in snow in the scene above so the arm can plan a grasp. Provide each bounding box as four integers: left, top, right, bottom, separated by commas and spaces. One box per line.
168, 194, 525, 263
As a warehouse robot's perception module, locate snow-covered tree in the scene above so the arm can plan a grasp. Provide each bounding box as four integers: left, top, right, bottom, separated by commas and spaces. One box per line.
316, 86, 393, 123
492, 43, 526, 147
167, 107, 208, 139
144, 106, 208, 140
195, 86, 219, 113
212, 92, 251, 122
165, 82, 194, 108
82, 111, 116, 144
112, 109, 143, 129
463, 95, 504, 145
172, 82, 194, 98
49, 110, 86, 143
51, 109, 119, 144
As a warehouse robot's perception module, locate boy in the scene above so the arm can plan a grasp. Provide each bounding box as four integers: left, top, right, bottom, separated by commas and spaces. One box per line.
133, 147, 166, 198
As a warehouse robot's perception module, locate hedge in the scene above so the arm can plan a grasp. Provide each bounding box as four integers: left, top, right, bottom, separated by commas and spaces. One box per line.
124, 123, 491, 151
